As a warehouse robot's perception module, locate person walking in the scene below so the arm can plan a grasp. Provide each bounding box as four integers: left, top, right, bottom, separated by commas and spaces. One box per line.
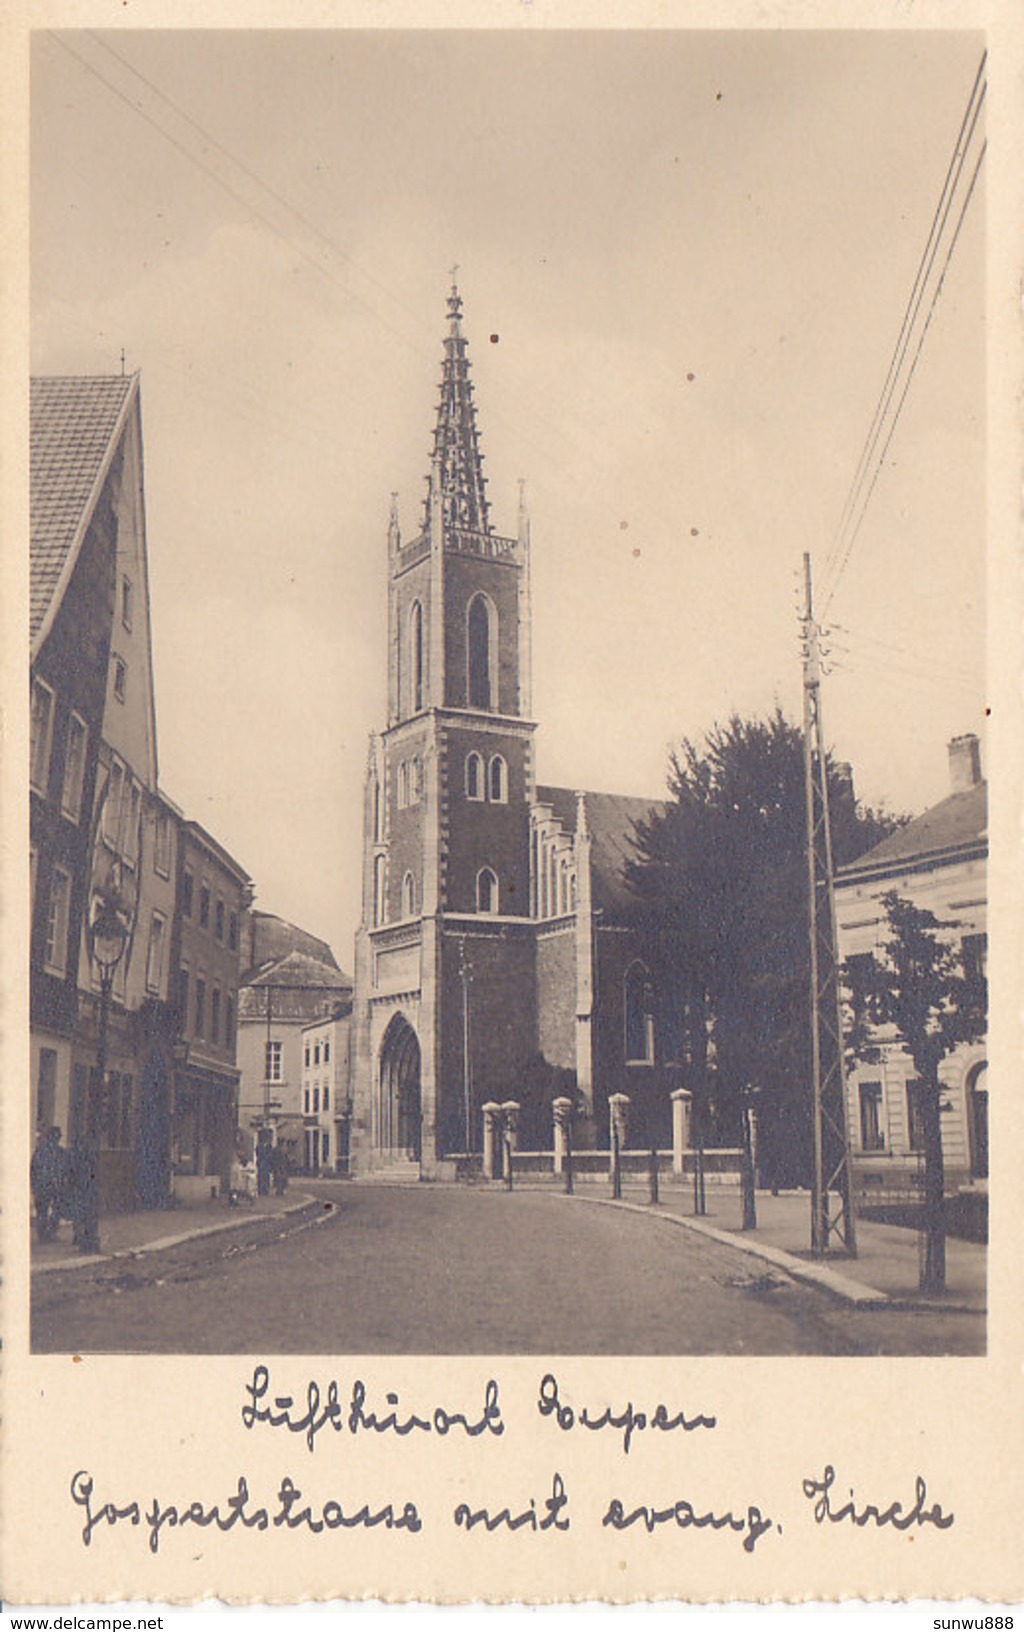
30, 1125, 66, 1242
67, 1134, 101, 1253
271, 1142, 289, 1197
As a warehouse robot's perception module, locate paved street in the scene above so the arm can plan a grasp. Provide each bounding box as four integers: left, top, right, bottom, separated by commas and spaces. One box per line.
32, 1181, 984, 1355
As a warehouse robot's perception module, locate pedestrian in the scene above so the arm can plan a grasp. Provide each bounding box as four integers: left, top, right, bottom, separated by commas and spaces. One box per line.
30, 1125, 66, 1242
271, 1142, 289, 1197
67, 1135, 101, 1253
256, 1137, 271, 1197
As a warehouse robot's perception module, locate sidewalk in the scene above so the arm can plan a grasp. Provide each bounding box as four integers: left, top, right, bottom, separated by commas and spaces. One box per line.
31, 1189, 319, 1274
602, 1180, 987, 1313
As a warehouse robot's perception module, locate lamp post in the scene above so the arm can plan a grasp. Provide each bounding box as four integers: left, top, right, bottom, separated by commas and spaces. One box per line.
458, 937, 473, 1155
84, 886, 129, 1252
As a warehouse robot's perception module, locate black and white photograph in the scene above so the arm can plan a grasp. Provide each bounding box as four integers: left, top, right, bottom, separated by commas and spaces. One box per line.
26, 27, 991, 1362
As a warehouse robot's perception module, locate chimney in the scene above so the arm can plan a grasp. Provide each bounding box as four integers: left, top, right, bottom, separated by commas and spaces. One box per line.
833, 761, 855, 804
948, 733, 982, 793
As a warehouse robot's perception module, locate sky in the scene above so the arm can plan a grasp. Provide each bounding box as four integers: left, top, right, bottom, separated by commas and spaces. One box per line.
30, 28, 986, 972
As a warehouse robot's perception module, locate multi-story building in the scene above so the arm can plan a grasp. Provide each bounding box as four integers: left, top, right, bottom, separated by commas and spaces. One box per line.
237, 931, 352, 1168
30, 372, 253, 1213
836, 733, 988, 1207
30, 377, 128, 1147
169, 820, 253, 1199
299, 1004, 353, 1173
349, 286, 676, 1177
31, 374, 183, 1210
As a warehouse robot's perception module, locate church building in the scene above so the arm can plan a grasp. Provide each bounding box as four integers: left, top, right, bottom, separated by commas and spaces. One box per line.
349, 286, 676, 1177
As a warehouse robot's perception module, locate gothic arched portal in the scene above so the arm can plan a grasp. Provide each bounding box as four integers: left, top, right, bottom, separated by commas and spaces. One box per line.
378, 1013, 422, 1159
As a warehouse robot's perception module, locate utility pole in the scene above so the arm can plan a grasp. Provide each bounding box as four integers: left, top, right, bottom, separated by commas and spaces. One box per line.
801, 553, 857, 1258
458, 937, 472, 1154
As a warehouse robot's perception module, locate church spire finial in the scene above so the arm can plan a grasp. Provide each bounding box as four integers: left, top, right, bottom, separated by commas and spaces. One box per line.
425, 273, 491, 537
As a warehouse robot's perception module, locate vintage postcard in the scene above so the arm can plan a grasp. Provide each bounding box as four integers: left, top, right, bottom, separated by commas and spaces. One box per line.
3, 0, 1022, 1611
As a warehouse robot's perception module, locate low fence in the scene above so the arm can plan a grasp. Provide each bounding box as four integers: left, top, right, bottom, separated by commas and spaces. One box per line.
505, 1147, 744, 1185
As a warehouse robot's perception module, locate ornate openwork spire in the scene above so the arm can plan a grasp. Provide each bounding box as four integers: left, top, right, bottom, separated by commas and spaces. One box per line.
425, 278, 491, 536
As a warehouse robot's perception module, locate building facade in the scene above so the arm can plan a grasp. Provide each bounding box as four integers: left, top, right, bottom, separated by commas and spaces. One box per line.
169, 820, 253, 1199
30, 374, 252, 1213
349, 287, 675, 1177
237, 939, 352, 1168
836, 733, 988, 1204
299, 1004, 353, 1173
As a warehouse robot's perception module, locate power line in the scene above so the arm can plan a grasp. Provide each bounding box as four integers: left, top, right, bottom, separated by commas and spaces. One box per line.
821, 57, 985, 614
824, 53, 986, 590
823, 135, 985, 614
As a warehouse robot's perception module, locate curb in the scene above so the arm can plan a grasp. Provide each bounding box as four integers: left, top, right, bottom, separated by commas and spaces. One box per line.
538, 1188, 985, 1314
31, 1192, 322, 1276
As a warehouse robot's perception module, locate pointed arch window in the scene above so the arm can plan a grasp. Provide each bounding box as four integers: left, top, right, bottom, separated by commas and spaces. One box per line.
466, 751, 484, 801
409, 601, 424, 714
467, 593, 496, 711
624, 962, 655, 1063
402, 871, 417, 918
488, 754, 508, 804
373, 855, 387, 927
476, 867, 498, 915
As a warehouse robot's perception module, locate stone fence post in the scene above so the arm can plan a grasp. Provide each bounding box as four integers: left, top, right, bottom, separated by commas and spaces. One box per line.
481, 1101, 502, 1180
501, 1101, 521, 1152
608, 1092, 631, 1151
671, 1087, 693, 1176
552, 1096, 573, 1176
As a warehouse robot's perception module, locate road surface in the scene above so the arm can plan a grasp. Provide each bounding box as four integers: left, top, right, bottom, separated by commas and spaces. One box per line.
32, 1181, 984, 1355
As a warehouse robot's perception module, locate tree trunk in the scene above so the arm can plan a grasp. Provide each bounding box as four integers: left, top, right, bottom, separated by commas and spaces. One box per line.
920, 1070, 946, 1293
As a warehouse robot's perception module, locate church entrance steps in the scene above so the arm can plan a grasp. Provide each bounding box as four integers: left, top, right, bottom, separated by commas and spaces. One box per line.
366, 1154, 422, 1183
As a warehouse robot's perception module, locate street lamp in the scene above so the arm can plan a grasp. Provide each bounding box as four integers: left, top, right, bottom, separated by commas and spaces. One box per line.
84, 884, 129, 1251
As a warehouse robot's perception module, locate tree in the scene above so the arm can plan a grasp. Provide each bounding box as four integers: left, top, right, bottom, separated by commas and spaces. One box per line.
626, 710, 903, 1189
842, 892, 986, 1292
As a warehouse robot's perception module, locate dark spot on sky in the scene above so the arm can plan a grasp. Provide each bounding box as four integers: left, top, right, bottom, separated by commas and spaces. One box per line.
490, 333, 499, 344
632, 548, 641, 559
691, 528, 700, 537
619, 520, 629, 531
687, 372, 696, 382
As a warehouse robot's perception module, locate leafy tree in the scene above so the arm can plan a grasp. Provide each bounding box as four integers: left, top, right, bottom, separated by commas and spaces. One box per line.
626, 709, 903, 1189
843, 892, 986, 1292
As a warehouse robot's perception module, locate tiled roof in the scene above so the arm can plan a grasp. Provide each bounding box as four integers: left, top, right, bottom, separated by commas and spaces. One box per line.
537, 785, 666, 921
837, 781, 987, 880
243, 950, 354, 991
30, 375, 136, 644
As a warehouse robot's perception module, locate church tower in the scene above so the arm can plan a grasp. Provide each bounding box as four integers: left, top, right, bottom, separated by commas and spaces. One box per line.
350, 282, 539, 1175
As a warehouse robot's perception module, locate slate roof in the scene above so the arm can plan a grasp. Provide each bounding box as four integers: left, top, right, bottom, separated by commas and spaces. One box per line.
536, 785, 666, 921
837, 781, 987, 883
243, 950, 354, 991
30, 374, 137, 645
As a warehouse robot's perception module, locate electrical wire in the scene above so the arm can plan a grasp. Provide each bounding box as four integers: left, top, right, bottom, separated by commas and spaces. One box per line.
823, 137, 985, 615
823, 53, 986, 592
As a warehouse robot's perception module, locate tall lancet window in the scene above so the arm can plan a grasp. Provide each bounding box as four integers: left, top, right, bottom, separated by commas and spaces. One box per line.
467, 593, 495, 711
624, 962, 656, 1063
410, 601, 424, 714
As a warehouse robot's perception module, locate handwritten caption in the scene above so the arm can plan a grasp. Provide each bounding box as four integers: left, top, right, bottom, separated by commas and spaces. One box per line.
68, 1366, 954, 1556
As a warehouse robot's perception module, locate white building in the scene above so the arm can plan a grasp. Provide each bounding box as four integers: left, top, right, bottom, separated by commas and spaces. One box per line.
835, 734, 987, 1213
300, 1004, 353, 1174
